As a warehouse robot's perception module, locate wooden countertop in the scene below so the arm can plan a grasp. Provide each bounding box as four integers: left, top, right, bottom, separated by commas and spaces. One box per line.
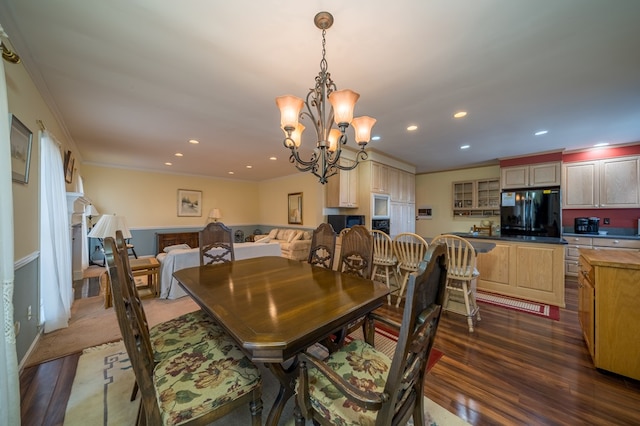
579, 248, 640, 269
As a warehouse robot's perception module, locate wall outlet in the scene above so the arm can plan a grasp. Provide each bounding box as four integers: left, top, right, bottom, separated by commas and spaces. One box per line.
27, 305, 32, 321
14, 321, 20, 336
603, 218, 610, 225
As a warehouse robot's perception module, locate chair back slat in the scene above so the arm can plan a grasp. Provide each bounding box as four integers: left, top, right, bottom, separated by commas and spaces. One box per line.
393, 233, 428, 271
372, 230, 395, 263
308, 223, 337, 269
338, 225, 374, 278
430, 234, 477, 280
199, 222, 235, 265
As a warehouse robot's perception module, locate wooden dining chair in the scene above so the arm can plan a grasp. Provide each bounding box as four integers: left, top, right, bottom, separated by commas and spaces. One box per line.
115, 231, 232, 400
338, 225, 374, 279
430, 234, 481, 332
308, 223, 337, 269
392, 232, 429, 307
294, 243, 448, 426
371, 230, 398, 305
199, 222, 235, 265
104, 237, 263, 426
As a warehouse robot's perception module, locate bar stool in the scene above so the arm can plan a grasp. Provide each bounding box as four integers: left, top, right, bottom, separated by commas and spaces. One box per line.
371, 230, 398, 304
430, 234, 481, 332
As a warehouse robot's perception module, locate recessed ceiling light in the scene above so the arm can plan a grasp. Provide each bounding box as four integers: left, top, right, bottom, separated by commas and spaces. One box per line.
175, 152, 183, 157
407, 125, 418, 131
371, 136, 381, 141
228, 171, 234, 175
188, 139, 199, 144
594, 142, 610, 147
534, 130, 548, 136
269, 156, 277, 160
164, 162, 172, 166
246, 165, 252, 169
460, 145, 470, 150
454, 111, 467, 118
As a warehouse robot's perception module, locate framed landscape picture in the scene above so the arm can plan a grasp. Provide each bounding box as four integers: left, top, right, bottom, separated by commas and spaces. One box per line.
10, 114, 33, 184
177, 189, 202, 217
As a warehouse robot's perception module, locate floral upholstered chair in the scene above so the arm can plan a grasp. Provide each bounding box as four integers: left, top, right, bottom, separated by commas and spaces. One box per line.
105, 237, 262, 425
294, 243, 448, 426
115, 230, 233, 401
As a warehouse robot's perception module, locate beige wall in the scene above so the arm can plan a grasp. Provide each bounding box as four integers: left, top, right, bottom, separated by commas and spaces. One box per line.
415, 165, 500, 239
258, 172, 326, 228
6, 56, 77, 259
82, 165, 261, 228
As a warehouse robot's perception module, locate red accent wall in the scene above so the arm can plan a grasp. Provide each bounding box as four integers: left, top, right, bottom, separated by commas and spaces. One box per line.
563, 144, 640, 163
500, 152, 563, 167
562, 208, 640, 230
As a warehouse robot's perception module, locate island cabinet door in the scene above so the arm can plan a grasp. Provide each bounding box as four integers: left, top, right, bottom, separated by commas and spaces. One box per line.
476, 243, 511, 286
513, 245, 565, 305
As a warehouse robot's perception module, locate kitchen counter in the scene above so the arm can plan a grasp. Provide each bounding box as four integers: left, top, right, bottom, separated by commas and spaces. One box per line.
580, 248, 640, 269
563, 232, 640, 241
450, 232, 567, 245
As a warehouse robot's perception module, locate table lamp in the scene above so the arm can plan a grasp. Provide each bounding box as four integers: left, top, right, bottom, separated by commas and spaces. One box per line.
88, 214, 132, 265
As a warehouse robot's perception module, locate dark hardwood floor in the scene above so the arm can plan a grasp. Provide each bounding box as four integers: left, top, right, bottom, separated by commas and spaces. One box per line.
20, 279, 640, 425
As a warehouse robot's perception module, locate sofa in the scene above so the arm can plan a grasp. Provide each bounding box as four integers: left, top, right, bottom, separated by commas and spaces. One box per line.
254, 228, 312, 261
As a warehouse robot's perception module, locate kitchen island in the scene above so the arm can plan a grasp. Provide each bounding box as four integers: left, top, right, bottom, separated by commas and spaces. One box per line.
578, 249, 640, 380
450, 233, 567, 307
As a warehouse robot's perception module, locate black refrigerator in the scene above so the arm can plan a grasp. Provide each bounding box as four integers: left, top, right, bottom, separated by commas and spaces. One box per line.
500, 187, 561, 237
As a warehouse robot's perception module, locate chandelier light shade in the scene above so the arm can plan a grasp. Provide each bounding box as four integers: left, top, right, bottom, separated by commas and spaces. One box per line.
276, 11, 376, 184
87, 214, 132, 240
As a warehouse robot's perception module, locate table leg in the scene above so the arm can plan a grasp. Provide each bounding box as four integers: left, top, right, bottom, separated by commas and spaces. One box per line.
264, 357, 299, 426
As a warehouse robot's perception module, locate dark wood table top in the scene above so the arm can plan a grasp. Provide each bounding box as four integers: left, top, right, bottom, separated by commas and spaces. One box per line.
173, 256, 389, 362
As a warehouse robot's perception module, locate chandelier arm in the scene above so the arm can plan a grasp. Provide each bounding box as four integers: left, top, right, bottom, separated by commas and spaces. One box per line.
288, 147, 321, 168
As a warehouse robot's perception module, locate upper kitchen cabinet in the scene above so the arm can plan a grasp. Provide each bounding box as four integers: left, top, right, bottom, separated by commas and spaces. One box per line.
563, 156, 640, 209
389, 168, 415, 203
371, 162, 389, 194
326, 158, 359, 208
501, 161, 561, 189
452, 178, 500, 217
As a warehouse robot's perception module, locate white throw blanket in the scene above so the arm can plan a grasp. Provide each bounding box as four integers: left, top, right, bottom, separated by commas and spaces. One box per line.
157, 241, 282, 299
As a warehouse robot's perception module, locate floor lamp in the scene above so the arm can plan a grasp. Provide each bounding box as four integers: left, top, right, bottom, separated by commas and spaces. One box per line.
87, 214, 133, 266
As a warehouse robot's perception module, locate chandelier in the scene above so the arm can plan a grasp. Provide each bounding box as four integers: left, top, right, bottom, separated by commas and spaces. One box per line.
276, 11, 376, 184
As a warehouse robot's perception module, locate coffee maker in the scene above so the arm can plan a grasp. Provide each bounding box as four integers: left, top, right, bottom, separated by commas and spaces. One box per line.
587, 217, 600, 234
574, 217, 599, 234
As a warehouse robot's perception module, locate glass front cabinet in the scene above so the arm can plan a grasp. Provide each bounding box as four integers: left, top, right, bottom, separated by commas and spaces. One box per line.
452, 178, 500, 217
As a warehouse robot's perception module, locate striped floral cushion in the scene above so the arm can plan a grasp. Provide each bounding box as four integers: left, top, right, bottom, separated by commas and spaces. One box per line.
306, 339, 391, 425
149, 310, 231, 361
154, 339, 261, 426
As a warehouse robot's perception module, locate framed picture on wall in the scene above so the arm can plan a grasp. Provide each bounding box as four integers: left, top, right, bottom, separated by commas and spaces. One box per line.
288, 192, 303, 224
64, 150, 75, 183
177, 189, 202, 217
10, 114, 33, 184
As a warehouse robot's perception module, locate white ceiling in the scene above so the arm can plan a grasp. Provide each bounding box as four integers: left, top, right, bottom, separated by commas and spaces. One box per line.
2, 0, 640, 182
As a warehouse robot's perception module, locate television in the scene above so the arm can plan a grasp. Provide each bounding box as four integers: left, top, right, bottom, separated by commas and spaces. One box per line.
327, 215, 365, 233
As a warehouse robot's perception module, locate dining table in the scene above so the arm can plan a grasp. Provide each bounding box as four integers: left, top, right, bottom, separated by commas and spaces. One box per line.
172, 255, 390, 426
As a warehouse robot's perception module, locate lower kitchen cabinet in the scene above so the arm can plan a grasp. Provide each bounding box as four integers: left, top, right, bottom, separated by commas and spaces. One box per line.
565, 235, 640, 277
578, 249, 640, 380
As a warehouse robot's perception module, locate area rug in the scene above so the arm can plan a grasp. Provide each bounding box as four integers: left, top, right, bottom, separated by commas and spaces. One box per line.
65, 340, 462, 426
476, 290, 560, 321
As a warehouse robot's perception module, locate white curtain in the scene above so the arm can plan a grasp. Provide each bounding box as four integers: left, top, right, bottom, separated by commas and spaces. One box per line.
40, 131, 72, 332
0, 26, 20, 425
